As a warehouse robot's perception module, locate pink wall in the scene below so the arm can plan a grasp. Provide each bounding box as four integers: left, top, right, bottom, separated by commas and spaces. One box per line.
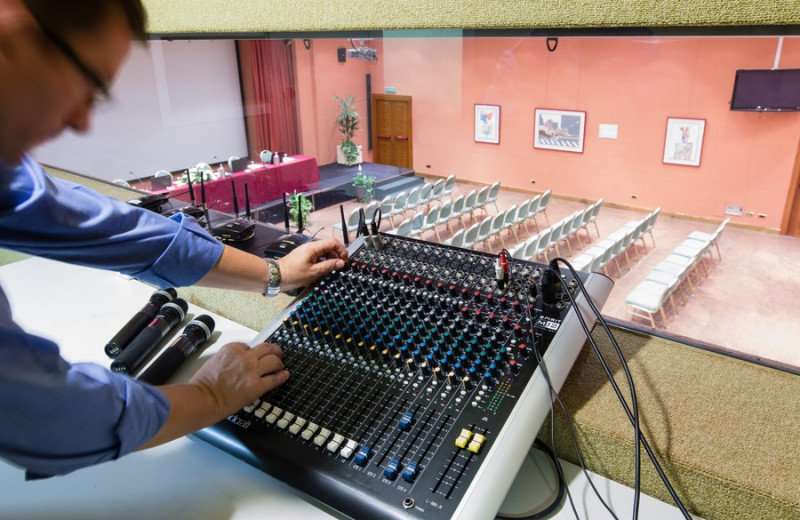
295, 36, 800, 230
294, 39, 382, 164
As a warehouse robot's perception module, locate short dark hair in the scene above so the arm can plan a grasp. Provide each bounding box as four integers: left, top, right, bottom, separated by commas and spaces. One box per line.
22, 0, 147, 40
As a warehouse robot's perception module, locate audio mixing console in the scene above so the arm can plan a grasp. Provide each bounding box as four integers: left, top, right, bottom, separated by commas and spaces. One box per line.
195, 233, 613, 519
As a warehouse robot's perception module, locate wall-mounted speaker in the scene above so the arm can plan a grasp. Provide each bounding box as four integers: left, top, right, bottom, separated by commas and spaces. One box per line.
337, 47, 346, 62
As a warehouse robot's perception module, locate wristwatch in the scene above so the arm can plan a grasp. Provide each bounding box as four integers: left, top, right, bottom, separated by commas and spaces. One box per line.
263, 258, 282, 297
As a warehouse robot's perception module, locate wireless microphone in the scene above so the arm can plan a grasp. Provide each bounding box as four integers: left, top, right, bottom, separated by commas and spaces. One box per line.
138, 315, 215, 385
110, 298, 188, 374
104, 288, 178, 358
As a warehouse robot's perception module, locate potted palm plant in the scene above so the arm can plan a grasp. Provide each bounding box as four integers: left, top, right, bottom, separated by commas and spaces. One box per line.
335, 95, 362, 166
288, 192, 314, 227
352, 165, 375, 202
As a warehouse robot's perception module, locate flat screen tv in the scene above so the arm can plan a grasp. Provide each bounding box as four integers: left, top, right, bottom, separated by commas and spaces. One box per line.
730, 69, 800, 112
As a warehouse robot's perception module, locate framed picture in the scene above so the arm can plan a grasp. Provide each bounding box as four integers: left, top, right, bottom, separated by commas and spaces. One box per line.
474, 104, 501, 144
534, 108, 586, 153
663, 117, 706, 167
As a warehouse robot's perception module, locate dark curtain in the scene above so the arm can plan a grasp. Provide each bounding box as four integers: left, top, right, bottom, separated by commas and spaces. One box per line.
242, 40, 300, 155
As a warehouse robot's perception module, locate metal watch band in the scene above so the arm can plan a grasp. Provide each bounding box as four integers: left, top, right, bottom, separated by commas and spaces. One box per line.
263, 258, 281, 297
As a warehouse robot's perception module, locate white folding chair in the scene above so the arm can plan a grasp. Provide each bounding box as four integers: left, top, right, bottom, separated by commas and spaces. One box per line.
422, 205, 442, 241
444, 228, 465, 248
462, 223, 480, 249
538, 189, 552, 225
333, 207, 361, 239
442, 174, 456, 197
486, 181, 501, 213
451, 195, 466, 226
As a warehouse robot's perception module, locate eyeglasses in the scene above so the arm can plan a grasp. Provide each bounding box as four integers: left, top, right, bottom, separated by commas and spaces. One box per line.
31, 13, 112, 105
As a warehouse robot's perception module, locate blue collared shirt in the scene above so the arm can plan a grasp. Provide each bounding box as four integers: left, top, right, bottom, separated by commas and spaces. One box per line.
0, 156, 225, 478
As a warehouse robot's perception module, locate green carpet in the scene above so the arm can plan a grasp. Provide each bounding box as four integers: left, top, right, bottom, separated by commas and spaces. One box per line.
548, 326, 800, 520
142, 0, 800, 35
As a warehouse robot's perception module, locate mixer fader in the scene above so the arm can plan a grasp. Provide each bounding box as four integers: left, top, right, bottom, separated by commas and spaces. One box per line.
196, 233, 613, 520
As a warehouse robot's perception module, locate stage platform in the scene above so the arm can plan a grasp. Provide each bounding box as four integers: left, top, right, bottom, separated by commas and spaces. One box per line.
255, 161, 417, 225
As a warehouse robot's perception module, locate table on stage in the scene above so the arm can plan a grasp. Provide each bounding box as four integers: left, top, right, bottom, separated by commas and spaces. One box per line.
159, 155, 320, 212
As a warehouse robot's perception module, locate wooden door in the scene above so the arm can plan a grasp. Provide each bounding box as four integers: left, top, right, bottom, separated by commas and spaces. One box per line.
372, 94, 412, 169
784, 137, 800, 236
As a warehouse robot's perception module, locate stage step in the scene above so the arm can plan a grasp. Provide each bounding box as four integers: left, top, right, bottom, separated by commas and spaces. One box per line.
374, 175, 425, 199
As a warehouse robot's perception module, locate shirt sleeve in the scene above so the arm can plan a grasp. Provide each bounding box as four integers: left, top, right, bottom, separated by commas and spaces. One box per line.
0, 310, 170, 479
0, 156, 224, 288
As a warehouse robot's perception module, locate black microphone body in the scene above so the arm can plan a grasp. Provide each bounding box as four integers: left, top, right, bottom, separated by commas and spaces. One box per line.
111, 298, 188, 374
138, 315, 215, 385
104, 288, 177, 358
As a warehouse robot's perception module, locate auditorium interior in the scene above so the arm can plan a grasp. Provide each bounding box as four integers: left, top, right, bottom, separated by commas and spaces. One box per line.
2, 2, 799, 520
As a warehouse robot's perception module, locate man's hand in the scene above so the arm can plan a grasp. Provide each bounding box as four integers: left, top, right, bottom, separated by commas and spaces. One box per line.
140, 342, 289, 449
189, 342, 289, 418
277, 237, 349, 291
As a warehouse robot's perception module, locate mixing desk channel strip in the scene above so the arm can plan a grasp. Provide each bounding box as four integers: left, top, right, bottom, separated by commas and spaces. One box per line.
195, 233, 613, 520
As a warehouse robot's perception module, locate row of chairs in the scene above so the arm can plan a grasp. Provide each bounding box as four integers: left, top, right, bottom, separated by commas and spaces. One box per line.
438, 189, 556, 250
571, 207, 659, 275
392, 195, 478, 239
384, 179, 503, 226
506, 200, 602, 262
383, 175, 457, 226
624, 218, 728, 327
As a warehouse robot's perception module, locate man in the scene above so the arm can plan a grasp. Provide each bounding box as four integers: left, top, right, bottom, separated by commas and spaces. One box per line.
0, 0, 349, 478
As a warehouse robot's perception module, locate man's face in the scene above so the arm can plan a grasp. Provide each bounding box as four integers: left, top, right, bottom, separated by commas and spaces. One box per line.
0, 1, 132, 164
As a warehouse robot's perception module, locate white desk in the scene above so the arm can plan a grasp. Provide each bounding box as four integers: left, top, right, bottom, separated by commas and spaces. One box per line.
0, 258, 696, 520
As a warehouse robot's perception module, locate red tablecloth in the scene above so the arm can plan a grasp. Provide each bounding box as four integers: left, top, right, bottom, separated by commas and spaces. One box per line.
159, 155, 320, 213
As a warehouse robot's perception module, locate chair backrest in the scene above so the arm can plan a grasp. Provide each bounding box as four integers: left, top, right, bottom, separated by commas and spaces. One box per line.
346, 207, 361, 228
419, 182, 433, 204
380, 195, 394, 214
424, 205, 441, 228
410, 212, 425, 235
447, 228, 465, 248
528, 194, 541, 217
540, 189, 552, 210
589, 253, 606, 272
570, 209, 586, 233
431, 179, 445, 199
549, 220, 564, 242
112, 179, 131, 188
463, 223, 480, 248
259, 150, 272, 163
443, 174, 456, 195
715, 218, 730, 238
516, 199, 531, 224
395, 218, 412, 236
503, 205, 518, 228
490, 212, 505, 234
581, 205, 595, 226
647, 207, 661, 231
510, 243, 527, 260
524, 234, 540, 258
591, 198, 605, 220
392, 192, 408, 213
439, 200, 452, 221
364, 200, 379, 221
535, 229, 553, 254
406, 186, 421, 209
487, 181, 501, 202
452, 195, 465, 216
464, 190, 477, 211
477, 216, 493, 240
476, 185, 489, 206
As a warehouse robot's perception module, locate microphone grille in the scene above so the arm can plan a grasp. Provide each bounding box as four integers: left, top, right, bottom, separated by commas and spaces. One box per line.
194, 314, 216, 332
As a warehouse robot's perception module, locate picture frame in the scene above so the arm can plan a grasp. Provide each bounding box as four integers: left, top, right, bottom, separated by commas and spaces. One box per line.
533, 108, 586, 153
663, 117, 706, 167
474, 104, 501, 144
